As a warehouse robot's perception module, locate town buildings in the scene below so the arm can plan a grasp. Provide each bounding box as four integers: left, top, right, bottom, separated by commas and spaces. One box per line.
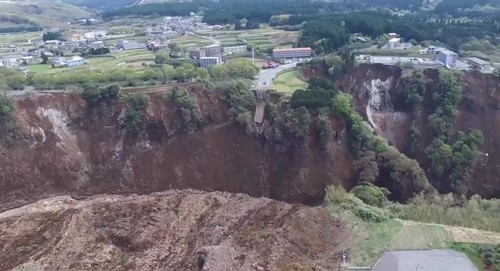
223, 45, 247, 55
203, 44, 222, 57
51, 56, 86, 68
272, 47, 312, 59
199, 56, 221, 67
189, 49, 206, 59
117, 40, 146, 50
437, 49, 458, 68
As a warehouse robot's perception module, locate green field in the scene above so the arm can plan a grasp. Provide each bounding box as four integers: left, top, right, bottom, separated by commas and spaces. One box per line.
188, 28, 299, 50
29, 49, 156, 75
272, 69, 308, 94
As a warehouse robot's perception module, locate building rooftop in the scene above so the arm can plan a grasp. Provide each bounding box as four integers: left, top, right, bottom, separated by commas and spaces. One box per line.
468, 57, 489, 65
438, 49, 458, 55
273, 47, 312, 52
372, 249, 479, 271
388, 38, 401, 43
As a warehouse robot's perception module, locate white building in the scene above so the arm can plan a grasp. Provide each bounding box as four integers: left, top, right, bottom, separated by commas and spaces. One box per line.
199, 57, 221, 67
388, 38, 401, 49
467, 57, 491, 71
66, 56, 86, 67
437, 49, 458, 68
223, 45, 247, 55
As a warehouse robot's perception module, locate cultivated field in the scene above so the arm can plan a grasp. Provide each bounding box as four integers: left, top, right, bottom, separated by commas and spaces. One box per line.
189, 27, 299, 50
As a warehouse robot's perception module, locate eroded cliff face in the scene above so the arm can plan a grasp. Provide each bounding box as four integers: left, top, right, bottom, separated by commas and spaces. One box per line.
0, 89, 356, 211
338, 64, 500, 198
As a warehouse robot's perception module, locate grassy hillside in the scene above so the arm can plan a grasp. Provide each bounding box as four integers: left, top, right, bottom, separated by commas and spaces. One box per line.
0, 0, 92, 29
325, 185, 500, 268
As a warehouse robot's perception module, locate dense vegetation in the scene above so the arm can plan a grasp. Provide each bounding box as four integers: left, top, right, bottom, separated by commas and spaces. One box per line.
82, 84, 121, 105
169, 87, 203, 133
296, 12, 499, 53
290, 78, 338, 109
452, 243, 500, 270
0, 14, 41, 33
326, 184, 500, 232
217, 79, 256, 134
122, 93, 149, 136
0, 94, 14, 124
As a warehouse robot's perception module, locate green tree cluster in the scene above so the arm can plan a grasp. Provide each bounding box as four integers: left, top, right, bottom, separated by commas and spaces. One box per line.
401, 70, 425, 108
123, 93, 148, 136
316, 109, 333, 150
0, 68, 26, 90
428, 70, 463, 141
169, 88, 203, 133
426, 130, 484, 191
82, 84, 121, 104
0, 94, 14, 124
290, 78, 338, 109
280, 106, 311, 140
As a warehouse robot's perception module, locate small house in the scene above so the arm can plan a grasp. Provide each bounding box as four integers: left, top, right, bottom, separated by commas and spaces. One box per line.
467, 57, 491, 71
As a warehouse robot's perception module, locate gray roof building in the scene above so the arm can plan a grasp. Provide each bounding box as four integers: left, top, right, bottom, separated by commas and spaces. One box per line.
372, 249, 479, 271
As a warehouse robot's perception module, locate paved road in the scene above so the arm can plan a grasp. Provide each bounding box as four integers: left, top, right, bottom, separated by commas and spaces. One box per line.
255, 62, 300, 90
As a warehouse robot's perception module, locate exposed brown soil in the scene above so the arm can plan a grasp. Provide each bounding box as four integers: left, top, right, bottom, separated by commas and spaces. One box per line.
0, 87, 356, 211
336, 64, 500, 198
0, 191, 347, 271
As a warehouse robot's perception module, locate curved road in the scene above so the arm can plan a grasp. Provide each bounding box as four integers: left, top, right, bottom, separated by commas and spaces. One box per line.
255, 61, 305, 91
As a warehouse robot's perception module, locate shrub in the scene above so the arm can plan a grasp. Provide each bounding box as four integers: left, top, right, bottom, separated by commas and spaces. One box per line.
355, 205, 388, 223
351, 183, 390, 207
0, 94, 14, 123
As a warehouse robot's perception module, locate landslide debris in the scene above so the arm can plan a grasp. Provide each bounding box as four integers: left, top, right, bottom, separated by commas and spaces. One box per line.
0, 190, 347, 271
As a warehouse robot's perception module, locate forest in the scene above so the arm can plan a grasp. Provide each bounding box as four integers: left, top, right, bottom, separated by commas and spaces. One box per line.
296, 12, 500, 53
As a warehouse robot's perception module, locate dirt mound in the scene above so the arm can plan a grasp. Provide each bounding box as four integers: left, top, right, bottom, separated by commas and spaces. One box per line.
0, 191, 347, 271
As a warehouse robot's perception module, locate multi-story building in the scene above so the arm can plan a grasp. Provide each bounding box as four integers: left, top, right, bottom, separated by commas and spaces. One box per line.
203, 44, 222, 57
272, 47, 312, 59
223, 45, 247, 55
437, 49, 458, 68
388, 38, 401, 49
66, 56, 86, 67
189, 49, 206, 59
467, 57, 491, 71
199, 56, 221, 68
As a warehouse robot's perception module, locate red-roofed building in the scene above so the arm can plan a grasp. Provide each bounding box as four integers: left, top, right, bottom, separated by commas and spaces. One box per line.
273, 47, 312, 59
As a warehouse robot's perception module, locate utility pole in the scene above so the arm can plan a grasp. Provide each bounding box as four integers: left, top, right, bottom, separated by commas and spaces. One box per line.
252, 45, 255, 64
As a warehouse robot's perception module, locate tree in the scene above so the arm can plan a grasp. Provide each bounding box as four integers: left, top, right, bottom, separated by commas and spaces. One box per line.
196, 68, 210, 80
41, 52, 48, 64
168, 42, 181, 52
209, 65, 229, 81
162, 65, 175, 81
42, 31, 62, 42
225, 59, 259, 79
0, 94, 13, 123
5, 74, 26, 90
154, 52, 171, 64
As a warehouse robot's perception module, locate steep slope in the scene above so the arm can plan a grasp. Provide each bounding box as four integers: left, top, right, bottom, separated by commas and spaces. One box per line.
0, 89, 356, 211
0, 190, 347, 271
338, 64, 500, 198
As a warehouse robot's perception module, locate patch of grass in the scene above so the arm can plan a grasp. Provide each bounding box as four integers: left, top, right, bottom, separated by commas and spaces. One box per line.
451, 243, 487, 271
272, 69, 308, 94
28, 64, 51, 73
